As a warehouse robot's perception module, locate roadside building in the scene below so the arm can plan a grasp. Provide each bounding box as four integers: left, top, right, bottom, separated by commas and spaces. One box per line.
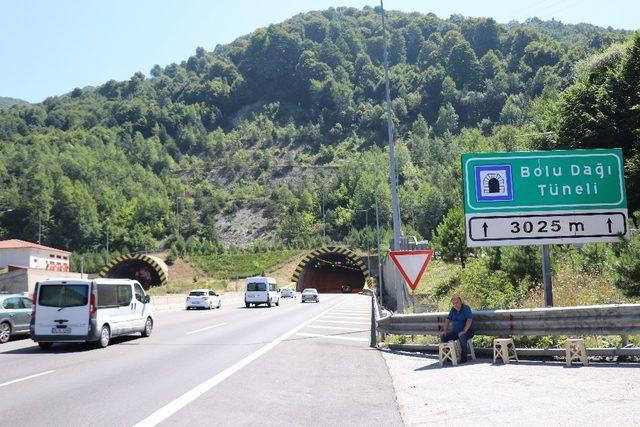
0, 239, 84, 296
0, 239, 70, 272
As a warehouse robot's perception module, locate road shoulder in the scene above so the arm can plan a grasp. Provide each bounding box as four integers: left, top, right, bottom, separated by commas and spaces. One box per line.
381, 348, 640, 426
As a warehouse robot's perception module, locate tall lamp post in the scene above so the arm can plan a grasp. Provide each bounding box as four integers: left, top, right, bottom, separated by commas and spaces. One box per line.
374, 178, 383, 306
379, 0, 402, 250
356, 208, 372, 274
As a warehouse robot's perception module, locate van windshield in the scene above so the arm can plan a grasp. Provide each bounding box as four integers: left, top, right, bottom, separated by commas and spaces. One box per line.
39, 285, 89, 308
189, 291, 207, 296
247, 283, 267, 292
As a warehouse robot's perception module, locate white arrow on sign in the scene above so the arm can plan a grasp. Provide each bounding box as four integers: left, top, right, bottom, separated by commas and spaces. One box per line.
389, 250, 434, 291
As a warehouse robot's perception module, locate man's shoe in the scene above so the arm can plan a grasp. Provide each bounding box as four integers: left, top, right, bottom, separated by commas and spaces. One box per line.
459, 359, 467, 364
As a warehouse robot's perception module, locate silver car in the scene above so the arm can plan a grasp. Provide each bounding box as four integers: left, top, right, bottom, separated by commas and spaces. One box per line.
0, 294, 33, 344
301, 288, 319, 303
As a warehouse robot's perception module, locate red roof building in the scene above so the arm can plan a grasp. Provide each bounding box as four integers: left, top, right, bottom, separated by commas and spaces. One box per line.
0, 239, 70, 272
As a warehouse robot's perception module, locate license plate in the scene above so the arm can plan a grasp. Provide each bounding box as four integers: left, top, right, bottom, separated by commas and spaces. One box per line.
51, 327, 71, 334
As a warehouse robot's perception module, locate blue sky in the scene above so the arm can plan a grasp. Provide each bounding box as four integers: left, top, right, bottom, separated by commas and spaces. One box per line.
1, 0, 637, 103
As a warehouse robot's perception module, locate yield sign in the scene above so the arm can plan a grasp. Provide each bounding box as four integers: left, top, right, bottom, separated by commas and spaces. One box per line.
389, 250, 434, 291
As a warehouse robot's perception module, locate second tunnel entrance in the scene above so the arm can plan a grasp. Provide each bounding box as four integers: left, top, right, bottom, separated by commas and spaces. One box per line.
292, 246, 369, 293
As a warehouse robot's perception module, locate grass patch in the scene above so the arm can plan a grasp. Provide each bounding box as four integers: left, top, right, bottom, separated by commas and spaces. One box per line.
192, 250, 302, 280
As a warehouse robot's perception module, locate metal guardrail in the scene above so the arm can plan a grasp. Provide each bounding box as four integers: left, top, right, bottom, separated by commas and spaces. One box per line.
377, 304, 640, 337
387, 344, 640, 357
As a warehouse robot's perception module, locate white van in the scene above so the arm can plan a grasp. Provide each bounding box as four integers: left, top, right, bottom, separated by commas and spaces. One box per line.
30, 278, 154, 349
244, 277, 280, 308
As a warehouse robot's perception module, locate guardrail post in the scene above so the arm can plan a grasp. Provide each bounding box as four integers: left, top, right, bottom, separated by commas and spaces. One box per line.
370, 296, 377, 348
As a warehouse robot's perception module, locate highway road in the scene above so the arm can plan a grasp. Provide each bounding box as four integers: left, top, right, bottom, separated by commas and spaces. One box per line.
0, 294, 402, 426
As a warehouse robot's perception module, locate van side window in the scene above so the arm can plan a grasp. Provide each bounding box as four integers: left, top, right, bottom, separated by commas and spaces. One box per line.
134, 283, 144, 303
117, 285, 133, 306
97, 286, 118, 307
269, 283, 276, 292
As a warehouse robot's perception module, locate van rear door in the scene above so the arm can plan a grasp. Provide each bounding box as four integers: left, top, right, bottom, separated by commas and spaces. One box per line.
245, 281, 268, 304
35, 282, 90, 340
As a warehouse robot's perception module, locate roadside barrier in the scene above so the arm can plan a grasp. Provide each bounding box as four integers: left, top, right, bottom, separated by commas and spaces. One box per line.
375, 303, 640, 356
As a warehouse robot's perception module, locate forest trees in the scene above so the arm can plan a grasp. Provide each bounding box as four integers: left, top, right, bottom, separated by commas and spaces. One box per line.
0, 7, 634, 264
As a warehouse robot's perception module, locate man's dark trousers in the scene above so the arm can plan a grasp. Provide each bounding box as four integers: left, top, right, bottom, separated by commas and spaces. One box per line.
441, 331, 475, 362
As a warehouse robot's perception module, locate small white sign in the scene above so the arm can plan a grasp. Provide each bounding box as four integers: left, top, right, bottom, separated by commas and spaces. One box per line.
466, 210, 628, 247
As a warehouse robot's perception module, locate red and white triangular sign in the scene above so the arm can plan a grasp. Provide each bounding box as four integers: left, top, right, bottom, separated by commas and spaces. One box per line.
389, 250, 434, 291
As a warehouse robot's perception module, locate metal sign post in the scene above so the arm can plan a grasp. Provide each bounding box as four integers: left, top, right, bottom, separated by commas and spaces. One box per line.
541, 244, 553, 306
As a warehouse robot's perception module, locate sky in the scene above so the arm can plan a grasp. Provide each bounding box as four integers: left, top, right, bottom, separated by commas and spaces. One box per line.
1, 0, 637, 103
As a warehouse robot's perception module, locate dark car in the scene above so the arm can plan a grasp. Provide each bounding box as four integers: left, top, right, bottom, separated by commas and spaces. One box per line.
341, 285, 352, 293
0, 294, 33, 344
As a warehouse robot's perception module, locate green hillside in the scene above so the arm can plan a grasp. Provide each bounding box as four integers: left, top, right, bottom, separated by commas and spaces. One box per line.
0, 96, 29, 109
0, 7, 637, 281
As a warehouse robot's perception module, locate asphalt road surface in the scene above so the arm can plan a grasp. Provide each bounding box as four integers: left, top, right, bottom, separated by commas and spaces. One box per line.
0, 294, 402, 426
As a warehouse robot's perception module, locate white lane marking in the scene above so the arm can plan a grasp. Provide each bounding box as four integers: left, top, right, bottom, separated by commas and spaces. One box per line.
306, 325, 368, 332
328, 310, 370, 314
0, 370, 55, 389
321, 315, 370, 320
324, 310, 371, 315
295, 332, 369, 342
186, 322, 227, 335
314, 320, 369, 325
328, 310, 369, 314
134, 297, 353, 427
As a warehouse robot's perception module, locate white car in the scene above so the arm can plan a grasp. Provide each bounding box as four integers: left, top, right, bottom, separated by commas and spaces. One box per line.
281, 288, 295, 298
186, 290, 221, 310
31, 278, 154, 349
301, 288, 319, 303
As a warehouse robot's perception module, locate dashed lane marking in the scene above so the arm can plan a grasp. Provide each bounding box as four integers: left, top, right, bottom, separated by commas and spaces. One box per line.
305, 325, 368, 332
295, 332, 369, 342
186, 323, 227, 335
314, 320, 370, 325
0, 370, 55, 389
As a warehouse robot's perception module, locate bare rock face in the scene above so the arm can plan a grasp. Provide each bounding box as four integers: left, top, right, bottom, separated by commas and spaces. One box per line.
214, 207, 275, 248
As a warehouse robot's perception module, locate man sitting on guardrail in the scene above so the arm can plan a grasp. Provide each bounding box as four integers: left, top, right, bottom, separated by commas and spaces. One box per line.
440, 295, 474, 363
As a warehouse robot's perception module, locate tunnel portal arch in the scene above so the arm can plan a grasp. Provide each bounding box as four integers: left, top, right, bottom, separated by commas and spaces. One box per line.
99, 253, 168, 290
291, 246, 369, 293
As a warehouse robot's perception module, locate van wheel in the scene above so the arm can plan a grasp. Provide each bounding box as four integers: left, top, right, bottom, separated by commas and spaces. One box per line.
0, 322, 10, 344
275, 299, 279, 306
97, 325, 110, 348
267, 299, 272, 308
217, 301, 221, 309
142, 318, 153, 337
245, 302, 250, 308
38, 342, 53, 349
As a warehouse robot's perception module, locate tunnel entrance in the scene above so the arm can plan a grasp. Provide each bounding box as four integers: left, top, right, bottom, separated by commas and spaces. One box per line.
292, 246, 369, 293
98, 253, 168, 290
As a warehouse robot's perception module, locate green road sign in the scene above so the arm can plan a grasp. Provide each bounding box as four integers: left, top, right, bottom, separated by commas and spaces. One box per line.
461, 149, 629, 247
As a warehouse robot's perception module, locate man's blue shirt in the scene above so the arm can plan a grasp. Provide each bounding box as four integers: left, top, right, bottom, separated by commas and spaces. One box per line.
448, 304, 474, 333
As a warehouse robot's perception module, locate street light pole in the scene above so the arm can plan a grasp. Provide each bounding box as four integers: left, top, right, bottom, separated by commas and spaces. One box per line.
365, 209, 371, 274
106, 226, 109, 264
176, 195, 182, 241
379, 0, 402, 251
38, 212, 42, 244
374, 178, 383, 306
321, 188, 326, 243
